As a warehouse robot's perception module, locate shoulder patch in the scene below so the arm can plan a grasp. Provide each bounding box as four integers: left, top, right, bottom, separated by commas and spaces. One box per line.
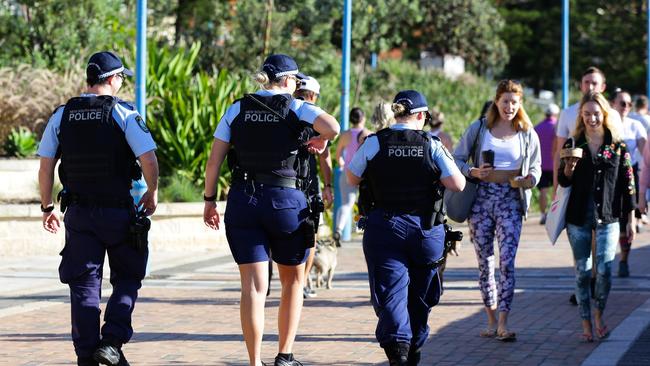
135, 115, 150, 133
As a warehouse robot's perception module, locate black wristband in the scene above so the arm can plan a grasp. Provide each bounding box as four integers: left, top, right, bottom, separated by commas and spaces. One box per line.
203, 193, 217, 202
41, 204, 55, 213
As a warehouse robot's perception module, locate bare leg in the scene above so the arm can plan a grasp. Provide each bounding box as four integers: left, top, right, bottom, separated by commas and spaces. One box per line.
497, 311, 509, 334
485, 305, 498, 330
304, 245, 315, 287
277, 263, 305, 353
238, 262, 269, 366
539, 188, 548, 214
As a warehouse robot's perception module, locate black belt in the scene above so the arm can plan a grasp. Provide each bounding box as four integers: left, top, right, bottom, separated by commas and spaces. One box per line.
232, 170, 300, 189
68, 194, 133, 209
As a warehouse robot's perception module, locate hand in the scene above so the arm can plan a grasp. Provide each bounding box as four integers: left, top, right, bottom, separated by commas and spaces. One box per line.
139, 189, 158, 216
306, 136, 327, 154
563, 157, 580, 177
469, 163, 493, 180
204, 201, 220, 230
42, 212, 61, 234
322, 186, 333, 207
626, 221, 636, 243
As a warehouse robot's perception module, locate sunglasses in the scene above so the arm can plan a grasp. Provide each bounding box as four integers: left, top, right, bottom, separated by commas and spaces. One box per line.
619, 101, 632, 108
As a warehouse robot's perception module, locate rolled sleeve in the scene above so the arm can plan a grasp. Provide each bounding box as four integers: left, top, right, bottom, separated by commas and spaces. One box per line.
347, 136, 379, 177
37, 108, 64, 158
214, 102, 240, 142
431, 140, 461, 178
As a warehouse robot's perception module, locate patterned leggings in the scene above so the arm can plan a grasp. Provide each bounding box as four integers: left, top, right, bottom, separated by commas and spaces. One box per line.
468, 182, 523, 313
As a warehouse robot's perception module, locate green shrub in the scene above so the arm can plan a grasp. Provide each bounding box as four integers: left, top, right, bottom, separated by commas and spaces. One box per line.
4, 127, 38, 157
146, 41, 254, 198
159, 174, 202, 202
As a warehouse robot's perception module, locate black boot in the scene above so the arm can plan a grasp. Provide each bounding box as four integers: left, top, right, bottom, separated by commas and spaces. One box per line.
407, 347, 421, 366
78, 356, 99, 366
93, 341, 130, 366
384, 342, 409, 366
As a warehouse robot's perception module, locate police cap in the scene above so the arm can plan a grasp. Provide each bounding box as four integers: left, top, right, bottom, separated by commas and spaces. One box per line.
262, 54, 305, 81
393, 90, 429, 114
87, 51, 134, 83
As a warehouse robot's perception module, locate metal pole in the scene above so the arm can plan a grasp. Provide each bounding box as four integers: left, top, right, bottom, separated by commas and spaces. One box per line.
334, 0, 352, 241
371, 53, 377, 69
136, 0, 147, 120
561, 0, 569, 108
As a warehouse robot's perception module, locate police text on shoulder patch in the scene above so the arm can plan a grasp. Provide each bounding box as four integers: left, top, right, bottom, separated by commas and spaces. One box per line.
135, 115, 149, 133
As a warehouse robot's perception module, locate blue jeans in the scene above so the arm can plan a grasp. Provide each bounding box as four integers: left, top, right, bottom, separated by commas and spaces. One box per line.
566, 221, 618, 320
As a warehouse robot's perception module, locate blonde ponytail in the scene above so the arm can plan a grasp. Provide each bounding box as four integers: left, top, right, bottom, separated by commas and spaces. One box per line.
252, 71, 270, 86
391, 103, 408, 117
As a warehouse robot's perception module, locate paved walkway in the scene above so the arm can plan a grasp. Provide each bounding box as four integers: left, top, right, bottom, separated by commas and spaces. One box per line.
1, 218, 650, 365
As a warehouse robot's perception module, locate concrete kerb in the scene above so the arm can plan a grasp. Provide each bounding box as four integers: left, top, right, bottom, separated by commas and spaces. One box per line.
581, 296, 650, 366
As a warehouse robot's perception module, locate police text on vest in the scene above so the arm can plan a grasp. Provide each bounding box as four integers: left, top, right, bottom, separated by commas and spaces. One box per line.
387, 145, 424, 157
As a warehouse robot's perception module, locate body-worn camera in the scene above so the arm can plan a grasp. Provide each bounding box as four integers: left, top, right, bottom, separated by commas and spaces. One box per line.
128, 212, 151, 252
310, 195, 325, 214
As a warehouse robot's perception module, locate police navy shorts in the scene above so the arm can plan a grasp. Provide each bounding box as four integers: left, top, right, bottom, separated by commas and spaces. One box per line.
224, 182, 310, 265
537, 170, 553, 189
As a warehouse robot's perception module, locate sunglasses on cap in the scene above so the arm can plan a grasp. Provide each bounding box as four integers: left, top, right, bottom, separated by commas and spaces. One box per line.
619, 100, 632, 108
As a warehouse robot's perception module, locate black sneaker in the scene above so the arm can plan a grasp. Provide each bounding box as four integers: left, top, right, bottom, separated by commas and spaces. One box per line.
569, 294, 577, 306
303, 287, 317, 299
274, 355, 303, 366
78, 356, 99, 366
407, 348, 421, 365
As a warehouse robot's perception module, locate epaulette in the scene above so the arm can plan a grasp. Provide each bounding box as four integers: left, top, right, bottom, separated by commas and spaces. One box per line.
50, 104, 65, 116
116, 98, 137, 111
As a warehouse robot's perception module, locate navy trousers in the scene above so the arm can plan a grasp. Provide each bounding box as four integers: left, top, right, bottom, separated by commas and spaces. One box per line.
362, 210, 444, 350
59, 205, 147, 358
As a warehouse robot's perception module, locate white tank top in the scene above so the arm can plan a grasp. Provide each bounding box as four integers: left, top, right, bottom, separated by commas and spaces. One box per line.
480, 130, 522, 170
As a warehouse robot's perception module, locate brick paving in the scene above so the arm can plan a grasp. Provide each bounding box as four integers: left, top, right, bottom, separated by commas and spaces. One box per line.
1, 218, 650, 365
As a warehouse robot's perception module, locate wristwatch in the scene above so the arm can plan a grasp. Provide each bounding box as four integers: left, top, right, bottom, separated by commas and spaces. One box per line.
40, 204, 55, 213
203, 193, 217, 202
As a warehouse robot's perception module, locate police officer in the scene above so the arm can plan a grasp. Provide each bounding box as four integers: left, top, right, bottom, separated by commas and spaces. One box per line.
293, 75, 334, 298
346, 90, 465, 365
38, 51, 159, 366
203, 54, 339, 366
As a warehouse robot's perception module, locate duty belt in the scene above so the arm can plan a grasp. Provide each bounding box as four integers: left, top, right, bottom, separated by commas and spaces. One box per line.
232, 170, 301, 189
66, 193, 133, 209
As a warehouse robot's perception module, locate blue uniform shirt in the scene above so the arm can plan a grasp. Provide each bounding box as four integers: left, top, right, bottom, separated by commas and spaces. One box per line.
37, 94, 157, 158
348, 124, 460, 179
213, 89, 325, 143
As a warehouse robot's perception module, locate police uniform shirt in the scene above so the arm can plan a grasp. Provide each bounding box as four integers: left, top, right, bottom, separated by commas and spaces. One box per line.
38, 94, 157, 158
213, 89, 326, 143
347, 124, 460, 179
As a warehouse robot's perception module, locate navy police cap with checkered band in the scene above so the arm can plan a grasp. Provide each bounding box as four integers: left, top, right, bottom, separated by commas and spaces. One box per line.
86, 51, 134, 81
393, 90, 429, 114
262, 54, 306, 81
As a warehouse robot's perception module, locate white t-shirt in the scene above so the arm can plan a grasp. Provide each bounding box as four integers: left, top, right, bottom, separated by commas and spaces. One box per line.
628, 112, 650, 134
620, 116, 646, 166
556, 102, 623, 138
479, 130, 522, 170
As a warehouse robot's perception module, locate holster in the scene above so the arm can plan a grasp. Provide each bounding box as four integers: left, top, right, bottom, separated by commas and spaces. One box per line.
128, 212, 151, 252
300, 217, 316, 249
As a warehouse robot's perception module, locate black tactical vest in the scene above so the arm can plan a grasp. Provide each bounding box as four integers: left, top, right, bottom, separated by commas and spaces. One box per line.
58, 95, 136, 199
229, 93, 308, 179
366, 128, 442, 216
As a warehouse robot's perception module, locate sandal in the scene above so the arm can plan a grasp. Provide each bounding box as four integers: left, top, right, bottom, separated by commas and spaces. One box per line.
495, 330, 517, 342
480, 328, 497, 338
580, 333, 594, 343
595, 325, 610, 340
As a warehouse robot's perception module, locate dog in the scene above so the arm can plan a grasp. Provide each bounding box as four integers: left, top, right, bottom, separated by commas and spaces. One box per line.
307, 238, 338, 290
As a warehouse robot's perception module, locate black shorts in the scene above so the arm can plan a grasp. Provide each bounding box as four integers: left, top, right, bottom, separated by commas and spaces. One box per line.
537, 170, 553, 189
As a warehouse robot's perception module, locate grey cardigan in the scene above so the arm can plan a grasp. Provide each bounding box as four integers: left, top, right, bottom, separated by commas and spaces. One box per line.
452, 118, 542, 217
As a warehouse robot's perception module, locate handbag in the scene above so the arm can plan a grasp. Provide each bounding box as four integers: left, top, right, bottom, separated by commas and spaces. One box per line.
545, 185, 571, 245
544, 137, 575, 244
444, 119, 484, 222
